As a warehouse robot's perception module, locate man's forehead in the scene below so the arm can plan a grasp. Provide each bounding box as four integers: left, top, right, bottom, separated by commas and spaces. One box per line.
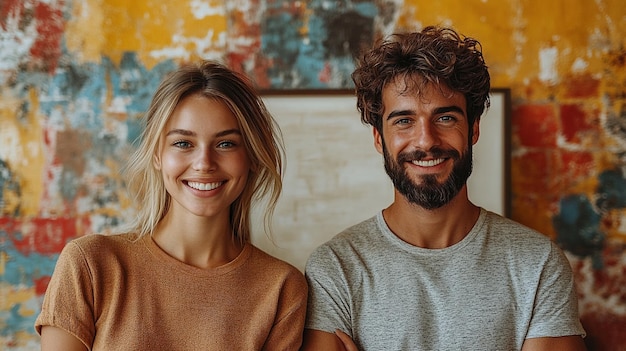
383, 76, 462, 102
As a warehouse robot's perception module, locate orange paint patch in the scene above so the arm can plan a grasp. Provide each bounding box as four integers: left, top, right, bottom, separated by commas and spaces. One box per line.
562, 74, 601, 99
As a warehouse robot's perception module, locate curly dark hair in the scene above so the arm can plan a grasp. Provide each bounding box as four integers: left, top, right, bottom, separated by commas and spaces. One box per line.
352, 26, 491, 132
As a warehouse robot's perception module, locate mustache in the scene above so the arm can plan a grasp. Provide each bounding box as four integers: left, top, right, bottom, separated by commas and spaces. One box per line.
396, 147, 461, 163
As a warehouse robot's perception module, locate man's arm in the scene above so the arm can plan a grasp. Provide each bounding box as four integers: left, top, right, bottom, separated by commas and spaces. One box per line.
301, 329, 347, 351
521, 336, 586, 351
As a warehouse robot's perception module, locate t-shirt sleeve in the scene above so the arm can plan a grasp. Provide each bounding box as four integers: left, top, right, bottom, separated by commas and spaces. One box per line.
262, 268, 309, 351
34, 241, 95, 348
526, 242, 586, 339
304, 245, 353, 336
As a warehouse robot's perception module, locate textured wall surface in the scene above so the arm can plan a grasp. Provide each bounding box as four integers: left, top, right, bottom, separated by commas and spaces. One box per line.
1, 0, 625, 350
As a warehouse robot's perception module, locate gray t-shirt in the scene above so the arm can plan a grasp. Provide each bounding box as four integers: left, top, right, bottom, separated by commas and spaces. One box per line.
305, 209, 585, 350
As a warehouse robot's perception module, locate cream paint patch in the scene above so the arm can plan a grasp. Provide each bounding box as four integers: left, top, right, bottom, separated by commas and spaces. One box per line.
0, 5, 37, 71
149, 30, 225, 62
571, 57, 589, 72
538, 46, 558, 84
190, 0, 225, 19
568, 250, 626, 316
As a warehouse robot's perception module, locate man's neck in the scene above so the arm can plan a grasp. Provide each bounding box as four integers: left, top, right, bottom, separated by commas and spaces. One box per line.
382, 188, 481, 249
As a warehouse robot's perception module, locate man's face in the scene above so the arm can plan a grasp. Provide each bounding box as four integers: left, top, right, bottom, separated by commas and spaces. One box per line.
373, 78, 479, 210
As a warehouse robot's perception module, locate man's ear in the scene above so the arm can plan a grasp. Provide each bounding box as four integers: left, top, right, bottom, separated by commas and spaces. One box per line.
471, 118, 480, 146
373, 127, 384, 155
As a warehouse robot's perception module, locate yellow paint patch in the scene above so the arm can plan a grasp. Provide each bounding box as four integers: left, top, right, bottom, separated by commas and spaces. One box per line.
0, 284, 36, 312
0, 251, 6, 276
65, 0, 227, 67
65, 0, 106, 63
0, 90, 44, 217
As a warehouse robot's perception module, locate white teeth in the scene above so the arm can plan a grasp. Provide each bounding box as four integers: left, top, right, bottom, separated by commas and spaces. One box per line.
187, 181, 222, 191
412, 158, 445, 167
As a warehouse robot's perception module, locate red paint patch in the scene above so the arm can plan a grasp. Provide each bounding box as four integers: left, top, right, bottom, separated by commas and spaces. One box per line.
0, 216, 90, 255
563, 74, 601, 99
0, 0, 22, 29
511, 149, 588, 196
554, 150, 596, 190
318, 62, 332, 83
33, 275, 51, 295
512, 151, 553, 194
560, 104, 601, 145
513, 104, 558, 147
29, 1, 65, 73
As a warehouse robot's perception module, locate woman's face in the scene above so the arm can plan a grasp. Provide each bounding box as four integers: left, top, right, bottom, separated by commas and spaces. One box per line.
154, 94, 250, 220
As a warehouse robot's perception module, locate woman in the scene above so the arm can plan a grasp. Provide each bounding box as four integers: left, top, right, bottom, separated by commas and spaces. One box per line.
35, 61, 308, 350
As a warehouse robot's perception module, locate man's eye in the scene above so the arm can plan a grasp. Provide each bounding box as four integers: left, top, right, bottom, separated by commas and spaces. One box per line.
395, 118, 411, 125
438, 115, 456, 122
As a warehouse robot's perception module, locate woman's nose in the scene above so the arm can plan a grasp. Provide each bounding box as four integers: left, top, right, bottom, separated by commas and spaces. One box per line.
192, 148, 215, 171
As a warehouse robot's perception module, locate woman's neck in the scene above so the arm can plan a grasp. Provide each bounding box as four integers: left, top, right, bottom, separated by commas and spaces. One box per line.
151, 210, 244, 269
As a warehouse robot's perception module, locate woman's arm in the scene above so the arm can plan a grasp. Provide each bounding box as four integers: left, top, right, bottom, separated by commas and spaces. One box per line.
301, 329, 350, 351
40, 326, 88, 351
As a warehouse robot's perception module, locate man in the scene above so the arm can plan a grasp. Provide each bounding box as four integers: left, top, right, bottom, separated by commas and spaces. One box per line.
301, 26, 586, 351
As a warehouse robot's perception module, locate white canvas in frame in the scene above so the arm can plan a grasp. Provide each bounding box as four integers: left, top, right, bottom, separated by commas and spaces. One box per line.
252, 89, 510, 270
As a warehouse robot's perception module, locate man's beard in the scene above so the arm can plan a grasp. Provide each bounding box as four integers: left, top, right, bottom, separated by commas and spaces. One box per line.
382, 142, 473, 210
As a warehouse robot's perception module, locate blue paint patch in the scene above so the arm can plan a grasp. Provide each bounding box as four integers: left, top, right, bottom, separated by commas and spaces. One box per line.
258, 0, 381, 89
101, 53, 178, 115
596, 168, 626, 211
553, 194, 605, 268
35, 61, 108, 130
0, 304, 39, 336
0, 234, 55, 335
353, 2, 379, 18
261, 11, 305, 88
0, 233, 58, 286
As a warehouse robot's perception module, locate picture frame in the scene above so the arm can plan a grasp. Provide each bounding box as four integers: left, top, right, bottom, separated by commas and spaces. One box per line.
252, 88, 511, 270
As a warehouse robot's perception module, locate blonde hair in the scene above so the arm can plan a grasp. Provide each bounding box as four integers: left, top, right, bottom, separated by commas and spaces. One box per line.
122, 61, 284, 244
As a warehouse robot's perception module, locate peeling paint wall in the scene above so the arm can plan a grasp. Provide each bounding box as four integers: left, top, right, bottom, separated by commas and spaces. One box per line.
1, 0, 625, 350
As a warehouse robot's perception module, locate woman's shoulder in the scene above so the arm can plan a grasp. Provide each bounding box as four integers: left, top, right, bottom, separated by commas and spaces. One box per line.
65, 233, 142, 258
247, 245, 304, 277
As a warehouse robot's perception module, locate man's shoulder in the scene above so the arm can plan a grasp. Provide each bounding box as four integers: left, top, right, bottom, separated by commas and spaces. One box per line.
482, 210, 557, 258
484, 210, 551, 241
306, 215, 379, 264
325, 214, 379, 246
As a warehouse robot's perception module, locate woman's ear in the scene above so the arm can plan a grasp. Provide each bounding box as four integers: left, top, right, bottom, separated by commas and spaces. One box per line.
153, 154, 162, 170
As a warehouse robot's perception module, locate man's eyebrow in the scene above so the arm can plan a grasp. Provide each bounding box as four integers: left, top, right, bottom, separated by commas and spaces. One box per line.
433, 106, 465, 115
386, 109, 414, 120
386, 106, 465, 120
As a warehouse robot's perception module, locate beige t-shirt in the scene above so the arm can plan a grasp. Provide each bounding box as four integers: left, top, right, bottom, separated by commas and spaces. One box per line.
35, 233, 308, 350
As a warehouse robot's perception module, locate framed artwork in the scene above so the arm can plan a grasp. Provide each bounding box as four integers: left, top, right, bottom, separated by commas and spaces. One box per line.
225, 1, 402, 90
252, 88, 512, 270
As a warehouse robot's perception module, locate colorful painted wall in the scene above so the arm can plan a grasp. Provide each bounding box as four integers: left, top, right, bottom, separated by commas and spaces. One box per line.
1, 0, 624, 350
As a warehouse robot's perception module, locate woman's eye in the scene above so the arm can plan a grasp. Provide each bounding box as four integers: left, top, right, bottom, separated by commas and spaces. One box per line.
173, 140, 192, 149
217, 140, 235, 149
